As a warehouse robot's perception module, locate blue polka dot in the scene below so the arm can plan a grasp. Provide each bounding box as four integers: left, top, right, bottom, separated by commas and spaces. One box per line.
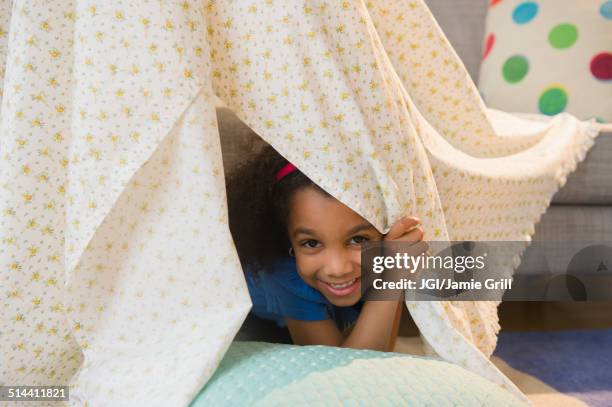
601, 1, 612, 20
513, 2, 539, 24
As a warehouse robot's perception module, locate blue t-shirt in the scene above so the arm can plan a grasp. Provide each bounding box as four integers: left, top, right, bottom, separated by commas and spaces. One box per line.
244, 257, 362, 332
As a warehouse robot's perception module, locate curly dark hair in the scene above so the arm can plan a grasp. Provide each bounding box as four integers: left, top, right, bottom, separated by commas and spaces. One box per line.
226, 144, 330, 274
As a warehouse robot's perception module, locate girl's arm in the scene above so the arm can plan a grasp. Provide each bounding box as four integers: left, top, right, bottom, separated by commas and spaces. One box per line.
341, 300, 403, 350
285, 301, 402, 351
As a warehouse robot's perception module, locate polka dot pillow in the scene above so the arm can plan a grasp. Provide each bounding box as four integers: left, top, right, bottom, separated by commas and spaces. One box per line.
478, 0, 611, 123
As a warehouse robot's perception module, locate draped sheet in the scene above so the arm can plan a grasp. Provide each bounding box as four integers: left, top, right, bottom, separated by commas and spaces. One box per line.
0, 0, 602, 405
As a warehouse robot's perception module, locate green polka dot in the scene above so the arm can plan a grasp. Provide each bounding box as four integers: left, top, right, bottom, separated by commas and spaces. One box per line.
539, 87, 568, 115
502, 55, 529, 83
548, 24, 578, 49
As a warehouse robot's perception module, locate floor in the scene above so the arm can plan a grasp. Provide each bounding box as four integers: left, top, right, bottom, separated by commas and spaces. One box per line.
394, 336, 590, 407
397, 301, 612, 336
396, 301, 612, 407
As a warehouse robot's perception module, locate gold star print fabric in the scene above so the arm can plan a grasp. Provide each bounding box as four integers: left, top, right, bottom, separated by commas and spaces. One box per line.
0, 0, 602, 406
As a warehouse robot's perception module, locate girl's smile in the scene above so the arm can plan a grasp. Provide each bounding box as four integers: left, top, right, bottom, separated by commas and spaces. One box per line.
320, 276, 361, 297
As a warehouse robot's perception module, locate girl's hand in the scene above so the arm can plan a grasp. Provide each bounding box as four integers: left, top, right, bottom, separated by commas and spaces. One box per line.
384, 216, 425, 243
330, 216, 426, 352
383, 216, 429, 270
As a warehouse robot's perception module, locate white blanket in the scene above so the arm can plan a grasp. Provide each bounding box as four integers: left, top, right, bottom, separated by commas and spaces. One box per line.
0, 0, 602, 405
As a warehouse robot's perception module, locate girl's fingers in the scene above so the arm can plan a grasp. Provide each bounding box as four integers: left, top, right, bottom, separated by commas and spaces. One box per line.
385, 216, 421, 241
383, 217, 428, 272
394, 225, 424, 243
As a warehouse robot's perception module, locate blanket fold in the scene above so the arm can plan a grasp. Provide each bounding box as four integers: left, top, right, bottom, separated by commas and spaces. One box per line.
0, 0, 602, 405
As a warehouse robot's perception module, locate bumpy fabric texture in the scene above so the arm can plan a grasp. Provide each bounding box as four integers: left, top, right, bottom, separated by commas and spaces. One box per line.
191, 341, 529, 406
0, 0, 602, 406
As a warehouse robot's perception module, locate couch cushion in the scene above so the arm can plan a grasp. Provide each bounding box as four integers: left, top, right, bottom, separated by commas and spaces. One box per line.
425, 0, 489, 84
517, 205, 612, 276
552, 132, 612, 204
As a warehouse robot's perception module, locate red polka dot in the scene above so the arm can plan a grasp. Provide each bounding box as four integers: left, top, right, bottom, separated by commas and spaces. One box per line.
483, 33, 495, 60
590, 52, 612, 81
490, 0, 503, 6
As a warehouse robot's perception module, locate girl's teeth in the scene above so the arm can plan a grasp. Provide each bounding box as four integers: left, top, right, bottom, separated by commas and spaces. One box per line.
330, 278, 356, 289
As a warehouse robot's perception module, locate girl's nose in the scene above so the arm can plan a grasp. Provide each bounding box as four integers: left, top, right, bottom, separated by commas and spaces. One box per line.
324, 251, 356, 280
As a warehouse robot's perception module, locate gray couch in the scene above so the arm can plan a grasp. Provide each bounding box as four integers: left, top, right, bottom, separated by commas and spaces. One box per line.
217, 0, 611, 337
425, 0, 611, 284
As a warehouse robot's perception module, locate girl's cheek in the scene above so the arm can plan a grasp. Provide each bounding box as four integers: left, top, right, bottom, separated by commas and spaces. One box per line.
350, 245, 363, 267
296, 255, 320, 283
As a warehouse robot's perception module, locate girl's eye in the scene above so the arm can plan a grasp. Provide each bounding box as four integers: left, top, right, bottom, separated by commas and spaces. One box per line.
350, 235, 369, 245
301, 239, 320, 248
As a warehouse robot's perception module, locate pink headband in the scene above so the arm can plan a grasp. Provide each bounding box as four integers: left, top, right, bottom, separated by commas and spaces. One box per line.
275, 163, 297, 183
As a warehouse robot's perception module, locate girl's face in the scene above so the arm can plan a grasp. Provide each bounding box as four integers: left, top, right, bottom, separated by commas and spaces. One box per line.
287, 187, 383, 307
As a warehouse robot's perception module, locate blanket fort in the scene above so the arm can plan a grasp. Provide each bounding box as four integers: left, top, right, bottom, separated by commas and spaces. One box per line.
0, 0, 602, 405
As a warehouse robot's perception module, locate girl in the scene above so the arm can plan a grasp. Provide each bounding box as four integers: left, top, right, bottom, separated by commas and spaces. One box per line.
227, 144, 426, 352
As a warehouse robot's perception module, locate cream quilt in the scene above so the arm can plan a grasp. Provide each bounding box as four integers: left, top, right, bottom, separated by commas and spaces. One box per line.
0, 0, 602, 405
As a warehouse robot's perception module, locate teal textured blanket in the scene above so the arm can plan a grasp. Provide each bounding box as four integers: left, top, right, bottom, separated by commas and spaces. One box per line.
191, 341, 529, 406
